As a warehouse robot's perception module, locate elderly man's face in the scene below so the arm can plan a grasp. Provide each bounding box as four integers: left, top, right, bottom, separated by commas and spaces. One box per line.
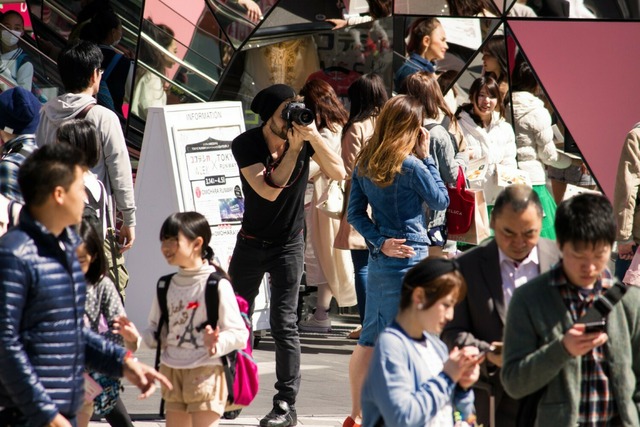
491, 204, 542, 262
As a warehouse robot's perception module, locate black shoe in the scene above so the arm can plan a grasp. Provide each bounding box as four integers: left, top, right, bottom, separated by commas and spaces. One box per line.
259, 400, 297, 427
222, 409, 242, 419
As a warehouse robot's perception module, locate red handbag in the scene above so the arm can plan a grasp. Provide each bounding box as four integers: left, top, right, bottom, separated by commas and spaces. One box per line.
446, 166, 475, 235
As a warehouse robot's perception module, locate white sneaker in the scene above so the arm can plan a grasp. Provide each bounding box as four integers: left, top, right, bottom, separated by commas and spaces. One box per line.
299, 314, 332, 333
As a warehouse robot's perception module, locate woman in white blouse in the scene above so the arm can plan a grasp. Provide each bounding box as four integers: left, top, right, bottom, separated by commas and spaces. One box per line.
456, 76, 516, 210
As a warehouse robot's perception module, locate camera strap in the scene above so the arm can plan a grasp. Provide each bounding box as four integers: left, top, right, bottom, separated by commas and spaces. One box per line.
578, 279, 628, 324
263, 142, 305, 189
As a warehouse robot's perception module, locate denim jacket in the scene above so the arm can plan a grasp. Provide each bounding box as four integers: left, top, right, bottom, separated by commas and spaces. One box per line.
348, 155, 449, 254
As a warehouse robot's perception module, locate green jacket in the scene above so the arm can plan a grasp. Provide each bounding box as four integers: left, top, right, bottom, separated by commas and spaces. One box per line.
501, 267, 640, 426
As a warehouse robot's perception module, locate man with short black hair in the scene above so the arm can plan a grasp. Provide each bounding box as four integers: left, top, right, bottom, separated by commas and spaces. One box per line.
502, 193, 640, 426
0, 143, 170, 427
229, 84, 345, 427
442, 184, 560, 427
35, 39, 136, 252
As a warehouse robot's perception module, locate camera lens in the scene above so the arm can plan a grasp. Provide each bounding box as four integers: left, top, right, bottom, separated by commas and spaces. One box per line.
296, 109, 314, 126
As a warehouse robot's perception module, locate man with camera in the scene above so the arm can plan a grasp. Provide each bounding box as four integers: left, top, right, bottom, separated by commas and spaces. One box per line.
229, 84, 346, 427
501, 193, 640, 427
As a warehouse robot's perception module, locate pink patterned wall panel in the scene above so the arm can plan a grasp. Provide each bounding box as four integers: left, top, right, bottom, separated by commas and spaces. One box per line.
509, 20, 640, 198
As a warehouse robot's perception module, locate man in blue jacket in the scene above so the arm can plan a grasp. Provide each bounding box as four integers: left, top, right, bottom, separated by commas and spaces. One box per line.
0, 143, 171, 427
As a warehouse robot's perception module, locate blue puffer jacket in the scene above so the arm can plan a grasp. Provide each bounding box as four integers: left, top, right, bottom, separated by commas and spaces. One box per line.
0, 209, 127, 426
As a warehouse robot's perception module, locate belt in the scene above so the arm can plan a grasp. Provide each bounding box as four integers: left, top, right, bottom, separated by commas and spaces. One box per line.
238, 228, 302, 247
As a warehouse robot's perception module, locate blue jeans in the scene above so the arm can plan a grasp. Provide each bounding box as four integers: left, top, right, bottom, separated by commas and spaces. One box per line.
358, 243, 429, 347
228, 232, 304, 406
615, 245, 637, 280
351, 249, 369, 323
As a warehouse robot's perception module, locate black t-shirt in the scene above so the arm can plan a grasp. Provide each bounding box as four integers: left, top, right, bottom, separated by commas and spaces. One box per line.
231, 126, 314, 242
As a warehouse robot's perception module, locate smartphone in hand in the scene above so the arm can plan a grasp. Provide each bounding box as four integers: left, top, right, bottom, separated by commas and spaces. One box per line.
583, 319, 607, 333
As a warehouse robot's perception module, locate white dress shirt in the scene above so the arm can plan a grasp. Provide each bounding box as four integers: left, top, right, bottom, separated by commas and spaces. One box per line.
498, 246, 540, 308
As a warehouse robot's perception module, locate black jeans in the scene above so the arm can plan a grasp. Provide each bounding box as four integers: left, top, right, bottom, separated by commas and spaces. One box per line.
228, 231, 303, 406
104, 396, 134, 427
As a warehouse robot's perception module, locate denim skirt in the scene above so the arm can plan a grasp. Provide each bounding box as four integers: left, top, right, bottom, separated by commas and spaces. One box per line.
358, 242, 429, 347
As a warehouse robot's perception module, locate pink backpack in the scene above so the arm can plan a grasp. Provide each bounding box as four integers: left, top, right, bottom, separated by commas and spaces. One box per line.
222, 294, 259, 409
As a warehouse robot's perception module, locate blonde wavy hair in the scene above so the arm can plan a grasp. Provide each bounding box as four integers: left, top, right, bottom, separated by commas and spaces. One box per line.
356, 95, 425, 187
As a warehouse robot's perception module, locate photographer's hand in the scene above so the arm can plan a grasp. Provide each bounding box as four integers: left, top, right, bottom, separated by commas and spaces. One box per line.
291, 120, 321, 144
295, 121, 346, 181
287, 123, 307, 153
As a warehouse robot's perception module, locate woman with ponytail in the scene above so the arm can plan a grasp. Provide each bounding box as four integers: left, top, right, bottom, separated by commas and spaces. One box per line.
143, 211, 248, 427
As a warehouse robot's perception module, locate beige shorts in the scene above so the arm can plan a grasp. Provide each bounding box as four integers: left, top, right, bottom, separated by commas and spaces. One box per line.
159, 364, 228, 414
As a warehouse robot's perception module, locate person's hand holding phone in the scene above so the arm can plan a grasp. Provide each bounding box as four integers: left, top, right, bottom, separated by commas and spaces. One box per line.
443, 347, 477, 384
562, 323, 608, 357
483, 341, 503, 367
413, 127, 430, 160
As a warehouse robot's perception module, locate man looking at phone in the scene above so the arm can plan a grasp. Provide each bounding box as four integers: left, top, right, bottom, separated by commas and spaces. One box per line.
501, 193, 640, 426
442, 184, 560, 426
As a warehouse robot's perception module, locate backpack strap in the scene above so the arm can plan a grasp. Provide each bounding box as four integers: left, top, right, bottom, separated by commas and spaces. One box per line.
76, 103, 96, 119
102, 53, 122, 80
154, 272, 174, 417
441, 115, 451, 131
154, 273, 175, 368
7, 200, 20, 228
203, 272, 222, 331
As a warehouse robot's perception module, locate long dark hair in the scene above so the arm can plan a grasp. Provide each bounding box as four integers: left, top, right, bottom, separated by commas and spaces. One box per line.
138, 19, 175, 73
78, 219, 107, 285
446, 0, 499, 16
482, 35, 508, 84
159, 211, 229, 280
343, 73, 388, 137
300, 79, 348, 133
511, 57, 539, 94
367, 0, 392, 19
400, 71, 454, 123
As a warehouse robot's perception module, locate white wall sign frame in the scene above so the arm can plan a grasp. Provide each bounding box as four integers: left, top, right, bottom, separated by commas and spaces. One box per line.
126, 102, 270, 332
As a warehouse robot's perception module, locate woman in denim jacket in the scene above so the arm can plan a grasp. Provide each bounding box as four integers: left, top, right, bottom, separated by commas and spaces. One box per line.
343, 95, 449, 427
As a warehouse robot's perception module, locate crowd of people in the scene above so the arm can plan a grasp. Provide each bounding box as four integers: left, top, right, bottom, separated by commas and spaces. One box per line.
0, 5, 639, 427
